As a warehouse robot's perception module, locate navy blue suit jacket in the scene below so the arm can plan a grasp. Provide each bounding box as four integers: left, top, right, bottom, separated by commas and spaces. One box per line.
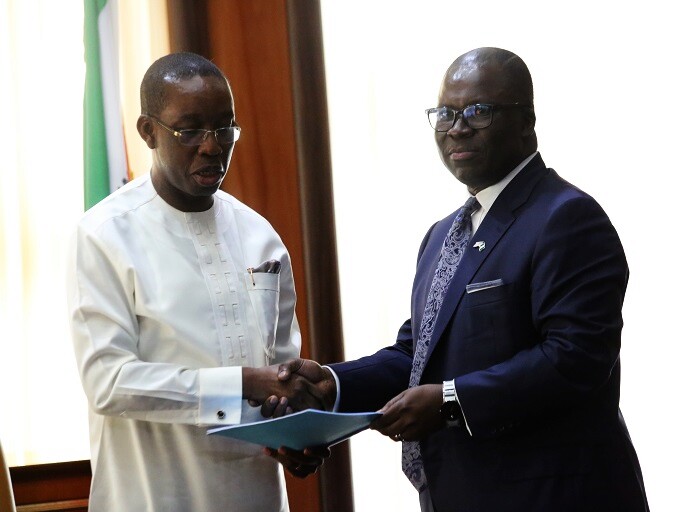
331, 154, 648, 511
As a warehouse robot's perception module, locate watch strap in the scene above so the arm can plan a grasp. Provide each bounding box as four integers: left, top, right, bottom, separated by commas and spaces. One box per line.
441, 379, 463, 427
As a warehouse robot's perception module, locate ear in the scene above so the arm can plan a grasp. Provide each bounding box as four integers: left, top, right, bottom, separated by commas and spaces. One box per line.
522, 108, 536, 137
137, 115, 157, 149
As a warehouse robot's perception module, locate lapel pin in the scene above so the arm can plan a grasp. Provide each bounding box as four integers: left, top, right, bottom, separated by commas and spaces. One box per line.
473, 241, 486, 252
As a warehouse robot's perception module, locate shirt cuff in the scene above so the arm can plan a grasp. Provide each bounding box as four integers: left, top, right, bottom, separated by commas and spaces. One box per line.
453, 384, 473, 436
198, 366, 242, 425
322, 365, 341, 412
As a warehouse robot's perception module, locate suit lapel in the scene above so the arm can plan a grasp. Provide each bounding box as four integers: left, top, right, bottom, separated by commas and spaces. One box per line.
423, 155, 549, 365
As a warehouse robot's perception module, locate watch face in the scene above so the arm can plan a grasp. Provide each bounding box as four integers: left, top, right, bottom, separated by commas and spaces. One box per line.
440, 400, 460, 421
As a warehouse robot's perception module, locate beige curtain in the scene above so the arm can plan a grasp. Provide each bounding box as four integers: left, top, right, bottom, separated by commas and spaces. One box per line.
0, 0, 168, 467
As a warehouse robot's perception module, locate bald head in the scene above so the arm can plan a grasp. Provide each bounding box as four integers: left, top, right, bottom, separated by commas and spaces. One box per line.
444, 47, 534, 107
140, 52, 229, 117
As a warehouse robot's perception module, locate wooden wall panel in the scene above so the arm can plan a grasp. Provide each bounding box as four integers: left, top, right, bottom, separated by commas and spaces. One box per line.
168, 1, 351, 511
10, 460, 91, 511
205, 1, 310, 354
202, 0, 348, 374
201, 4, 320, 510
285, 3, 353, 512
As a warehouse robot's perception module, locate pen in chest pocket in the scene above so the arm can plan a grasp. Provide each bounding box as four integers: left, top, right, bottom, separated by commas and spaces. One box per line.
247, 259, 281, 286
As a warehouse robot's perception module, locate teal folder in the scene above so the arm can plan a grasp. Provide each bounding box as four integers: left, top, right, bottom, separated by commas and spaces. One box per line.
207, 409, 381, 450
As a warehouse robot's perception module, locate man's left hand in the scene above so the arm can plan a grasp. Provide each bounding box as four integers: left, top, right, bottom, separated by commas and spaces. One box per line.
371, 384, 443, 442
263, 445, 331, 478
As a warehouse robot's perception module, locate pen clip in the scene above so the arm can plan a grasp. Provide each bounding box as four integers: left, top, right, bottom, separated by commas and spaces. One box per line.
247, 267, 255, 286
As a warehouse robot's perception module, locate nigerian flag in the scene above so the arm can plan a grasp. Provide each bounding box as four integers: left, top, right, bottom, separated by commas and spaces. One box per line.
83, 0, 129, 210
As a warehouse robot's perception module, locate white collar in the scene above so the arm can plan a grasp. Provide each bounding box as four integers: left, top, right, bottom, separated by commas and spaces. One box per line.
474, 152, 538, 215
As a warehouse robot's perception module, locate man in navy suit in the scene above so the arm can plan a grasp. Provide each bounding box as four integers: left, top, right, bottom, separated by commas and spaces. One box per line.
270, 47, 649, 511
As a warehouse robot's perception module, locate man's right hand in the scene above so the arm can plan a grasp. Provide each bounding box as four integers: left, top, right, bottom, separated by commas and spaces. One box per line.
242, 364, 328, 413
260, 358, 337, 417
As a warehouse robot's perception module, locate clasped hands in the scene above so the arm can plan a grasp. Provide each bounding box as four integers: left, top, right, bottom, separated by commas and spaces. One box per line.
242, 359, 335, 477
243, 359, 444, 478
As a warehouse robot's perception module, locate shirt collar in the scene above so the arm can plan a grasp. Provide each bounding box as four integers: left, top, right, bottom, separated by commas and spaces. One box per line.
474, 151, 538, 215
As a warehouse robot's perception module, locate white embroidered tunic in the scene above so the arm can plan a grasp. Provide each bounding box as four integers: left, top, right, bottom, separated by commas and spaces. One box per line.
67, 174, 299, 511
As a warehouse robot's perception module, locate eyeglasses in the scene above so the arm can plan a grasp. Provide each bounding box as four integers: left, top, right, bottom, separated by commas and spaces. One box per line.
148, 116, 241, 146
425, 103, 531, 132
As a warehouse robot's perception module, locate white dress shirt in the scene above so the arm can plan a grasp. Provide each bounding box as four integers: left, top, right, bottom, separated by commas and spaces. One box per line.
470, 152, 537, 232
67, 174, 299, 511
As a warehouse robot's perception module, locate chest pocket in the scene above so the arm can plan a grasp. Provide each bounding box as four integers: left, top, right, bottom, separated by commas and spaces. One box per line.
460, 280, 512, 354
244, 272, 280, 364
464, 279, 507, 307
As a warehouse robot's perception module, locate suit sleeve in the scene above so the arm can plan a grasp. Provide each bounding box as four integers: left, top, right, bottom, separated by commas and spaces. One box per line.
330, 320, 413, 412
455, 196, 628, 437
331, 222, 441, 412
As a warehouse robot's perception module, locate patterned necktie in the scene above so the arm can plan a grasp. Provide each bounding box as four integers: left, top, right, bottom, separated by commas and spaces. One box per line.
402, 196, 480, 492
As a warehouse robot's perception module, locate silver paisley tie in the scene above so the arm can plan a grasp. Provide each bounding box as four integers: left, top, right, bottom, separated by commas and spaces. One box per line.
402, 196, 480, 492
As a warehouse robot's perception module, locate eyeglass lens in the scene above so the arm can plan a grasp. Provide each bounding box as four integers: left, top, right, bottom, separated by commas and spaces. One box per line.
429, 105, 494, 131
178, 127, 240, 146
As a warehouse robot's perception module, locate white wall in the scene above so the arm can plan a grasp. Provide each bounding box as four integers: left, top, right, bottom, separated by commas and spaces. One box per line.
320, 1, 683, 510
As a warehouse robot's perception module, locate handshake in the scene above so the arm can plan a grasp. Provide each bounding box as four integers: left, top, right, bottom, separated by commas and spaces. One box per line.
242, 358, 445, 479
242, 358, 338, 478
242, 358, 337, 417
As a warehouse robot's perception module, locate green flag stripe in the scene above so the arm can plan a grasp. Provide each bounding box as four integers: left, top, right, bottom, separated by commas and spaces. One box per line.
83, 0, 111, 210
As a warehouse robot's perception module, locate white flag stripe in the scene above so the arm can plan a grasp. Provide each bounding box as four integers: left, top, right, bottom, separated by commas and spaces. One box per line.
97, 0, 128, 193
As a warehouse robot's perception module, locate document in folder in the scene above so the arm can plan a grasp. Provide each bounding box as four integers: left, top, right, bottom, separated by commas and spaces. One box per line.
207, 409, 381, 450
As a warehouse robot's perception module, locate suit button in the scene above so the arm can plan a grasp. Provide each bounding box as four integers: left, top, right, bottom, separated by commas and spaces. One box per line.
217, 410, 226, 420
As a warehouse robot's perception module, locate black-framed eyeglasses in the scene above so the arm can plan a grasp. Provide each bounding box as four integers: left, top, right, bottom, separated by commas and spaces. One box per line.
148, 116, 241, 146
425, 103, 531, 132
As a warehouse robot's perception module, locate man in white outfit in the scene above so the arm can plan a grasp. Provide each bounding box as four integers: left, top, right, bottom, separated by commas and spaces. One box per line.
68, 52, 323, 511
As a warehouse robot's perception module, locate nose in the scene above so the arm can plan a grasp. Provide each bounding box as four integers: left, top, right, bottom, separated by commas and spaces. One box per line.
198, 130, 223, 155
446, 114, 473, 136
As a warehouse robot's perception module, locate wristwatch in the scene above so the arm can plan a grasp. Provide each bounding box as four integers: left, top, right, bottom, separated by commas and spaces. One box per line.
439, 379, 463, 428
